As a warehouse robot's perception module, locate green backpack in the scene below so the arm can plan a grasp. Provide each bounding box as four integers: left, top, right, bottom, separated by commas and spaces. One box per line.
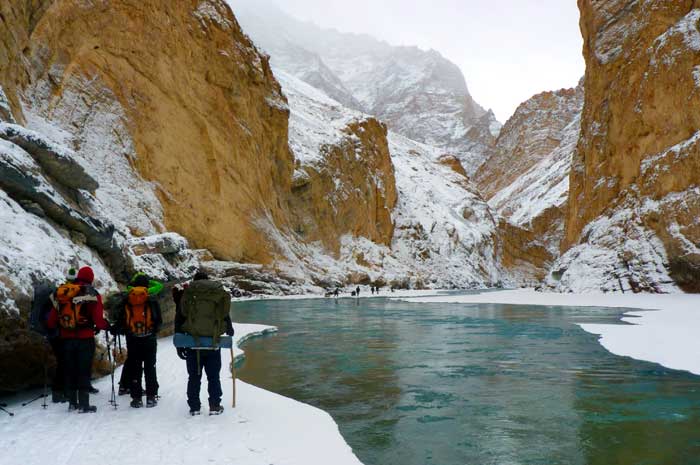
181, 280, 230, 345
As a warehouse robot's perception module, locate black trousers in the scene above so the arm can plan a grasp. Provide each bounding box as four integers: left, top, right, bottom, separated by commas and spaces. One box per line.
126, 335, 158, 398
185, 349, 222, 410
63, 338, 94, 407
49, 337, 65, 394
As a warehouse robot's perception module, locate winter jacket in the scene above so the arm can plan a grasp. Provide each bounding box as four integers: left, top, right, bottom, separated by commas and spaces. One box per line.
47, 281, 109, 339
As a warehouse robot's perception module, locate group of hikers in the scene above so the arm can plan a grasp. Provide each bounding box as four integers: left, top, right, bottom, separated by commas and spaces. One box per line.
31, 266, 234, 416
346, 285, 382, 297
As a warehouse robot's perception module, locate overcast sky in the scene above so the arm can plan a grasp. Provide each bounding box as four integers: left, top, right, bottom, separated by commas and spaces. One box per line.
271, 0, 585, 122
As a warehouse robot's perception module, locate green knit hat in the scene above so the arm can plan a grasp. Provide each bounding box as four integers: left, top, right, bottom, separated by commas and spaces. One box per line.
66, 267, 78, 281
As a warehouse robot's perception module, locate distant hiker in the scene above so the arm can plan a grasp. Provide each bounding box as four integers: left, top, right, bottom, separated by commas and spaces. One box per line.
47, 266, 108, 413
117, 273, 164, 397
174, 272, 234, 416
112, 273, 163, 409
29, 277, 62, 402
356, 286, 361, 297
371, 286, 375, 295
333, 288, 340, 298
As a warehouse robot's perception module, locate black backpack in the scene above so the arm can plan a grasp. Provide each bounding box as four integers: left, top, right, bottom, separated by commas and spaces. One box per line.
29, 282, 56, 336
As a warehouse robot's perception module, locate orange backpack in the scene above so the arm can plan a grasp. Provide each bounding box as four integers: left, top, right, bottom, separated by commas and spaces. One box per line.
125, 287, 153, 336
55, 283, 89, 330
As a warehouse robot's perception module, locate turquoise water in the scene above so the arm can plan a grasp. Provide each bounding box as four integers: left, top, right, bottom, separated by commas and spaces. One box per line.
233, 296, 700, 465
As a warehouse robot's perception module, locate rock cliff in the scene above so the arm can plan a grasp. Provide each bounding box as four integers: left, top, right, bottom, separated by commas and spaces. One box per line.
20, 0, 294, 264
553, 0, 700, 292
477, 83, 584, 280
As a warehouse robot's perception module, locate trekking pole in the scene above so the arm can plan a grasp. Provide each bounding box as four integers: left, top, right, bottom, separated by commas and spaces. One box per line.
117, 335, 123, 356
0, 403, 14, 417
41, 354, 48, 409
21, 393, 46, 407
230, 347, 236, 408
105, 333, 118, 409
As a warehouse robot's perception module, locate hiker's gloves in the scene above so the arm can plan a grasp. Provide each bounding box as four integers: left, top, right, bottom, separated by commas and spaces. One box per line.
176, 348, 188, 360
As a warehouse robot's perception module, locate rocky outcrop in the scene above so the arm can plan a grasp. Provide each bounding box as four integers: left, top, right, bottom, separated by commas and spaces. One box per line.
478, 84, 583, 199
20, 0, 294, 264
290, 118, 397, 254
0, 122, 98, 192
0, 138, 125, 276
555, 1, 700, 292
497, 219, 556, 283
476, 83, 584, 281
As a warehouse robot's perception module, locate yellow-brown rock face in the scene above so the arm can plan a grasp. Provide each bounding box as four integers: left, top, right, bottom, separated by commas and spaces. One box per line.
0, 0, 53, 122
477, 84, 583, 282
290, 118, 397, 255
18, 0, 294, 263
563, 1, 700, 291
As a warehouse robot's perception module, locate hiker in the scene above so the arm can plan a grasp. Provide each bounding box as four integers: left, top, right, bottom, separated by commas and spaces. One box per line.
356, 286, 361, 297
112, 273, 163, 408
174, 272, 234, 416
117, 273, 164, 397
333, 287, 340, 298
29, 274, 66, 402
46, 266, 109, 413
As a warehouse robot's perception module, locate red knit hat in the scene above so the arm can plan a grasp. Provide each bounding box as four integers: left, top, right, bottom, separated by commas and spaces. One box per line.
76, 266, 95, 284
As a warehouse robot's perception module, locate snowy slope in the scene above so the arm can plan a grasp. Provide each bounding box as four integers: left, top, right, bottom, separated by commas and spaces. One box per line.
269, 67, 501, 288
0, 324, 363, 465
229, 0, 499, 173
488, 115, 579, 229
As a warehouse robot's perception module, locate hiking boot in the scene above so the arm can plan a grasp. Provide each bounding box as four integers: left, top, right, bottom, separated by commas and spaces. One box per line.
209, 404, 224, 416
118, 386, 130, 396
68, 403, 79, 412
189, 409, 201, 416
52, 391, 67, 404
88, 385, 99, 394
146, 396, 157, 408
78, 405, 97, 414
130, 398, 143, 409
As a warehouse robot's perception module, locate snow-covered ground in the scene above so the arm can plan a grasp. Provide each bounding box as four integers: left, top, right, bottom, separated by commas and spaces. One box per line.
399, 289, 700, 376
0, 324, 363, 465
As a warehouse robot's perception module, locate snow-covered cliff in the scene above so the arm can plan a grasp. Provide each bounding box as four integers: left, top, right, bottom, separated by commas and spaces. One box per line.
229, 0, 500, 175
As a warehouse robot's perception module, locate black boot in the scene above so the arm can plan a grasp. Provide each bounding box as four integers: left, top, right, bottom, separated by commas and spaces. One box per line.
209, 404, 224, 416
67, 390, 78, 410
52, 391, 67, 403
130, 398, 143, 409
77, 390, 96, 413
88, 385, 99, 394
146, 396, 157, 408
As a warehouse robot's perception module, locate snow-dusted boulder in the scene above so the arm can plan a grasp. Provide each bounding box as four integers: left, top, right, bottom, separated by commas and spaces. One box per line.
0, 122, 98, 192
0, 139, 124, 276
127, 233, 199, 282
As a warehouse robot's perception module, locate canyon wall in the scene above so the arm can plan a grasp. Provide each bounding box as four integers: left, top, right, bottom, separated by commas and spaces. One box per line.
20, 0, 295, 264
477, 84, 584, 281
553, 0, 700, 292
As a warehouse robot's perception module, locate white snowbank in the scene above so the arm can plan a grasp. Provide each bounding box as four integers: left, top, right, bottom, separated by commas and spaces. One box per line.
398, 289, 700, 376
0, 324, 363, 465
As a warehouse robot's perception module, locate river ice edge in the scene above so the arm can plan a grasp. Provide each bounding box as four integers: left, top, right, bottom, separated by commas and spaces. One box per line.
399, 289, 700, 376
0, 323, 364, 465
